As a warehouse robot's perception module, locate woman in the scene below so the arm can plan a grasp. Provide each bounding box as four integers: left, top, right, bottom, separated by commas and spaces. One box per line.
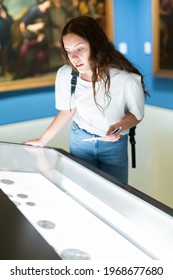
25, 16, 148, 184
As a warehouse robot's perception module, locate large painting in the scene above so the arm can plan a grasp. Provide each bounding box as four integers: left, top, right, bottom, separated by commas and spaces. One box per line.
153, 0, 173, 77
0, 0, 113, 91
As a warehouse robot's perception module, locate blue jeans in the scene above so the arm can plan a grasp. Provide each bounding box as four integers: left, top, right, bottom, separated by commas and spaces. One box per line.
70, 122, 128, 184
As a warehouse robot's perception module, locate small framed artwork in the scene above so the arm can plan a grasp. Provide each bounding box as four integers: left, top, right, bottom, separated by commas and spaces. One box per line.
153, 0, 173, 77
0, 0, 113, 92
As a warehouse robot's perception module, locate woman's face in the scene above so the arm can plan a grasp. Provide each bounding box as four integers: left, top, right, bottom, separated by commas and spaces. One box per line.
63, 33, 92, 79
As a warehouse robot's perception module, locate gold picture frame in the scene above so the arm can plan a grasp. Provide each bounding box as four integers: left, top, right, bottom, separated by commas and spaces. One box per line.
0, 0, 113, 92
153, 0, 173, 77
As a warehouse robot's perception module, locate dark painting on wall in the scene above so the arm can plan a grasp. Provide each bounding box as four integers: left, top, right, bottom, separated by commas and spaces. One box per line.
153, 0, 173, 77
0, 0, 113, 91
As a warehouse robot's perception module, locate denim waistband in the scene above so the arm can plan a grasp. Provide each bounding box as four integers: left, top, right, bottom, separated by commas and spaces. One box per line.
72, 121, 100, 137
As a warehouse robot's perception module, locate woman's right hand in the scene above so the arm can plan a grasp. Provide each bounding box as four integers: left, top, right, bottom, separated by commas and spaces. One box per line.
23, 138, 46, 147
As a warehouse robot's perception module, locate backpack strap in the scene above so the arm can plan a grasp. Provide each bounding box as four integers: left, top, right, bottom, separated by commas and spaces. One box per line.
71, 69, 79, 96
129, 126, 136, 168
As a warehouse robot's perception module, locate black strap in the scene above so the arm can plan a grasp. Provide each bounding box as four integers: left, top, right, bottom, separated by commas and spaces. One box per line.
71, 70, 136, 168
129, 126, 136, 168
71, 70, 79, 96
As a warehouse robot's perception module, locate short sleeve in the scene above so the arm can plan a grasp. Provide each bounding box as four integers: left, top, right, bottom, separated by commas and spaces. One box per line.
125, 74, 145, 120
55, 65, 76, 110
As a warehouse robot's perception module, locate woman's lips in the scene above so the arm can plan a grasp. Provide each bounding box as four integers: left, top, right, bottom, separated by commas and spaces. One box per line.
75, 64, 83, 68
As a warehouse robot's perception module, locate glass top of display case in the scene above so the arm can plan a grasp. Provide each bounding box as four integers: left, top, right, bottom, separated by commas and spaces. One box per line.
0, 142, 172, 260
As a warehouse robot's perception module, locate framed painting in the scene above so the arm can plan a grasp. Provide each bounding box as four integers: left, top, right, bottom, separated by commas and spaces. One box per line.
0, 0, 113, 92
153, 0, 173, 77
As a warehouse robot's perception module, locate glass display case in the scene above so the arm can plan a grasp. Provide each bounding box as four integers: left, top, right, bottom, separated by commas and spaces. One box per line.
0, 142, 172, 260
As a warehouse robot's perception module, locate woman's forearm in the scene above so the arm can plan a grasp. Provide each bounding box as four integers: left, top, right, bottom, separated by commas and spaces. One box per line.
119, 113, 141, 131
40, 109, 76, 145
106, 113, 141, 136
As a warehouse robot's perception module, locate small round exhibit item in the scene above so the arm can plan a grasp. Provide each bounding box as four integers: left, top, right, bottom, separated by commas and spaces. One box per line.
0, 179, 14, 185
17, 193, 28, 199
37, 220, 56, 229
61, 248, 91, 260
26, 201, 36, 206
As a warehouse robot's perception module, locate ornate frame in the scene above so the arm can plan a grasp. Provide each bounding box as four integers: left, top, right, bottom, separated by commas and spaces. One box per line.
153, 0, 173, 77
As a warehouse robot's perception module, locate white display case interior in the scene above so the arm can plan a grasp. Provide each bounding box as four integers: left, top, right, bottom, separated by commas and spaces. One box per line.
0, 142, 172, 260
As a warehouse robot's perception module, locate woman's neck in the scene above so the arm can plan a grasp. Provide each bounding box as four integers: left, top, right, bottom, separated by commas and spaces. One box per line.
80, 72, 93, 82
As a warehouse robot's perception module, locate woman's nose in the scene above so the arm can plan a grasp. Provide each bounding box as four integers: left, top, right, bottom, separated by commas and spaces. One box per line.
71, 51, 78, 60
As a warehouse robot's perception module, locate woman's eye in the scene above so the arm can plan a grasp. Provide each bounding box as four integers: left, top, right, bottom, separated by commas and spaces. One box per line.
66, 47, 84, 56
77, 47, 83, 52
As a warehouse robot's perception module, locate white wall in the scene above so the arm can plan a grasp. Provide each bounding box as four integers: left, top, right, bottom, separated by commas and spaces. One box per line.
0, 117, 71, 151
129, 105, 173, 208
0, 105, 172, 208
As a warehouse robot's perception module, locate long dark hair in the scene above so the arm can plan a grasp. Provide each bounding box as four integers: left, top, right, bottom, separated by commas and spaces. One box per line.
60, 16, 149, 109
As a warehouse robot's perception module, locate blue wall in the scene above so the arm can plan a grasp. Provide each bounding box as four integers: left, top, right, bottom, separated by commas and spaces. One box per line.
0, 87, 57, 125
114, 0, 173, 110
0, 0, 173, 125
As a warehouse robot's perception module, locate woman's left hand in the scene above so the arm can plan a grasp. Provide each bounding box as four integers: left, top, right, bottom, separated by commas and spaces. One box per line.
100, 134, 120, 142
100, 125, 121, 142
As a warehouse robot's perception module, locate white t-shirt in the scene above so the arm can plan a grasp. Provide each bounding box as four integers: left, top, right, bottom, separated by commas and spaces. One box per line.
55, 65, 144, 136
